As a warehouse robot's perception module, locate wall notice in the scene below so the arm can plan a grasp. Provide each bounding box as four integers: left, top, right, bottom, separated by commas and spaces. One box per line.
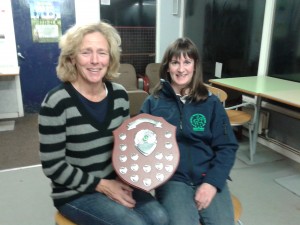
29, 0, 62, 43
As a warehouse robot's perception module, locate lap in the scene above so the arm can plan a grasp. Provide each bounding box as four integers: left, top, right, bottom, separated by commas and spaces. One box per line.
156, 181, 200, 225
200, 184, 235, 225
156, 181, 234, 225
58, 190, 168, 225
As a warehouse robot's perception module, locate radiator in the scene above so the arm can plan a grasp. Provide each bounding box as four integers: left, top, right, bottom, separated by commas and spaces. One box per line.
242, 107, 270, 135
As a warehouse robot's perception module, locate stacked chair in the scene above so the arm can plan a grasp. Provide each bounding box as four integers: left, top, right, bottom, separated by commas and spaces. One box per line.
144, 63, 161, 94
114, 63, 149, 117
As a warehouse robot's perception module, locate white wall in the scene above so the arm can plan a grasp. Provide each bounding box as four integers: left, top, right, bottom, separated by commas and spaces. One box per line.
0, 0, 18, 67
0, 0, 24, 120
155, 0, 184, 62
74, 0, 100, 24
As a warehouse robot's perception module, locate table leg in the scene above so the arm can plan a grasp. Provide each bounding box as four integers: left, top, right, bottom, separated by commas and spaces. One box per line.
250, 96, 262, 161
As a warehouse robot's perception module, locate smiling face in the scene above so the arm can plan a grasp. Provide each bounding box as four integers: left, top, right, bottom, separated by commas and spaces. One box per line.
168, 53, 195, 94
73, 32, 110, 85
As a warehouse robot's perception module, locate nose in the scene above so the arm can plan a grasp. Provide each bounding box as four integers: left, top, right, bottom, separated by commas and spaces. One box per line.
177, 63, 184, 72
91, 52, 99, 64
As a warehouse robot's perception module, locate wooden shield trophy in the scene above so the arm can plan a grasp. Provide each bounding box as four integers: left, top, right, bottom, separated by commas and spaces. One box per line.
112, 113, 180, 192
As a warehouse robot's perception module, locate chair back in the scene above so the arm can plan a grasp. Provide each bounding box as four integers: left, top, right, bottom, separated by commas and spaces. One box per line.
205, 84, 228, 104
127, 90, 149, 117
145, 63, 161, 94
114, 64, 138, 91
113, 64, 149, 117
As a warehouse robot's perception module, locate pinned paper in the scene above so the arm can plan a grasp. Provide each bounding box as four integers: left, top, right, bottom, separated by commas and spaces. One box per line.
215, 62, 222, 78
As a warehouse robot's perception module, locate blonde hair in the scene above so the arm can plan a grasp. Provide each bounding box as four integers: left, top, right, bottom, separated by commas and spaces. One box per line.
56, 22, 121, 82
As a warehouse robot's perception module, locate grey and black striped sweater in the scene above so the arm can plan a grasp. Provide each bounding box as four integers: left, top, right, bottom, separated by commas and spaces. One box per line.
39, 81, 129, 208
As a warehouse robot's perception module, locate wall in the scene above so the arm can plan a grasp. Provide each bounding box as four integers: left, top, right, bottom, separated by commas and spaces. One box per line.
155, 0, 183, 62
0, 0, 18, 67
75, 0, 100, 24
0, 0, 23, 120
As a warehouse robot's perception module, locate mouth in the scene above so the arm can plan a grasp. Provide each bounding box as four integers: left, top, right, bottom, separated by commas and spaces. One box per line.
88, 68, 100, 72
176, 73, 188, 77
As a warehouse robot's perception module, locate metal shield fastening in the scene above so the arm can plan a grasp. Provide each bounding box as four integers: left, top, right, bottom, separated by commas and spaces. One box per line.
112, 113, 180, 192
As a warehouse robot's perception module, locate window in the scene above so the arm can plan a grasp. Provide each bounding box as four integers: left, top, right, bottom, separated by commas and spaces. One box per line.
269, 0, 300, 83
184, 0, 265, 82
100, 0, 156, 74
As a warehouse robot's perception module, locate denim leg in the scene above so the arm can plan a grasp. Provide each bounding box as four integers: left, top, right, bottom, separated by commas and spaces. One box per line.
199, 183, 235, 225
156, 181, 200, 225
58, 190, 168, 225
133, 189, 169, 225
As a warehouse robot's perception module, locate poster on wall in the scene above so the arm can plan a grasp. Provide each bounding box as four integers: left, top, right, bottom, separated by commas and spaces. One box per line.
29, 0, 62, 43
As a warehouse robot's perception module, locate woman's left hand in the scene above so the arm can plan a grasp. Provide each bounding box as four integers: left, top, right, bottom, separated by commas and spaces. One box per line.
194, 183, 217, 210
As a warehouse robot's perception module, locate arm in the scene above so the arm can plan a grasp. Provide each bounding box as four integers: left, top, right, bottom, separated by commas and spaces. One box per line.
39, 101, 100, 193
195, 100, 238, 209
203, 100, 238, 190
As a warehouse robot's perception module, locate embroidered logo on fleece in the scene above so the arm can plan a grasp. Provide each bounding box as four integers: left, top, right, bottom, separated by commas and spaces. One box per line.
190, 113, 206, 131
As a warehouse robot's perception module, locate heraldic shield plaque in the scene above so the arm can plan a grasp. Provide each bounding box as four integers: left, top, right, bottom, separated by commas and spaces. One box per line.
112, 113, 180, 192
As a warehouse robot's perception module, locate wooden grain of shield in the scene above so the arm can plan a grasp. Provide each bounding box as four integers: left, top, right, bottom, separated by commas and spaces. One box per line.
112, 113, 180, 192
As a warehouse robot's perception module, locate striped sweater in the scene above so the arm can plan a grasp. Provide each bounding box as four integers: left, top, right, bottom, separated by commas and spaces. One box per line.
38, 81, 129, 208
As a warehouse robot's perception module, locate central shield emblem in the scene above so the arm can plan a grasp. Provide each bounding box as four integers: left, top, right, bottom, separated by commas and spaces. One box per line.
135, 129, 157, 156
112, 113, 180, 192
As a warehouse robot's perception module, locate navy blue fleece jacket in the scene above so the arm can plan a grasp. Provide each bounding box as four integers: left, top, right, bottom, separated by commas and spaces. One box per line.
140, 80, 238, 191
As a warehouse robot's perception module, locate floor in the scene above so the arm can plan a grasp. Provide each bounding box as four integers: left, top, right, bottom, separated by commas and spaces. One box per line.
1, 119, 300, 225
229, 141, 300, 225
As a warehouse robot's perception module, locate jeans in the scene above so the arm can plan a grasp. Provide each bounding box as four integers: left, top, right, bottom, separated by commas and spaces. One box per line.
156, 181, 234, 225
58, 189, 169, 225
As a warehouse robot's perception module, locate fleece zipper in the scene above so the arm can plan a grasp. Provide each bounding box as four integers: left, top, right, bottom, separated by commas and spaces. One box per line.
178, 100, 195, 185
163, 80, 197, 185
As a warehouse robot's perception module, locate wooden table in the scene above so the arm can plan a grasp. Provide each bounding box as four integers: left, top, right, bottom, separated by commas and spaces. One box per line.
209, 76, 300, 162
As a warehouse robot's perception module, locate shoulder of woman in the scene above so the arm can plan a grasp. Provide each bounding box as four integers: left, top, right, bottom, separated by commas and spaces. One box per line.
110, 81, 127, 91
44, 83, 68, 102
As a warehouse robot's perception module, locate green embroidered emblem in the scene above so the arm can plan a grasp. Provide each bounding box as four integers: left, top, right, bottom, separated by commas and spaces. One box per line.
190, 114, 206, 131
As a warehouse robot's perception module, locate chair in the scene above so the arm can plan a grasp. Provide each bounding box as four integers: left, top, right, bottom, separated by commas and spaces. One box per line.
55, 212, 77, 225
113, 63, 149, 117
205, 84, 255, 161
114, 63, 143, 91
127, 90, 149, 117
231, 194, 243, 225
145, 63, 161, 94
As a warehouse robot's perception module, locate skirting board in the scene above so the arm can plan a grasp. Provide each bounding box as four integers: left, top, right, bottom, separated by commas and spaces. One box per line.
242, 129, 300, 164
0, 120, 15, 132
257, 136, 300, 164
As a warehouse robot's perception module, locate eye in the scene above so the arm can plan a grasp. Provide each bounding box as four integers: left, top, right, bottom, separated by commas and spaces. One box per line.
184, 60, 193, 66
98, 51, 108, 56
79, 50, 91, 55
